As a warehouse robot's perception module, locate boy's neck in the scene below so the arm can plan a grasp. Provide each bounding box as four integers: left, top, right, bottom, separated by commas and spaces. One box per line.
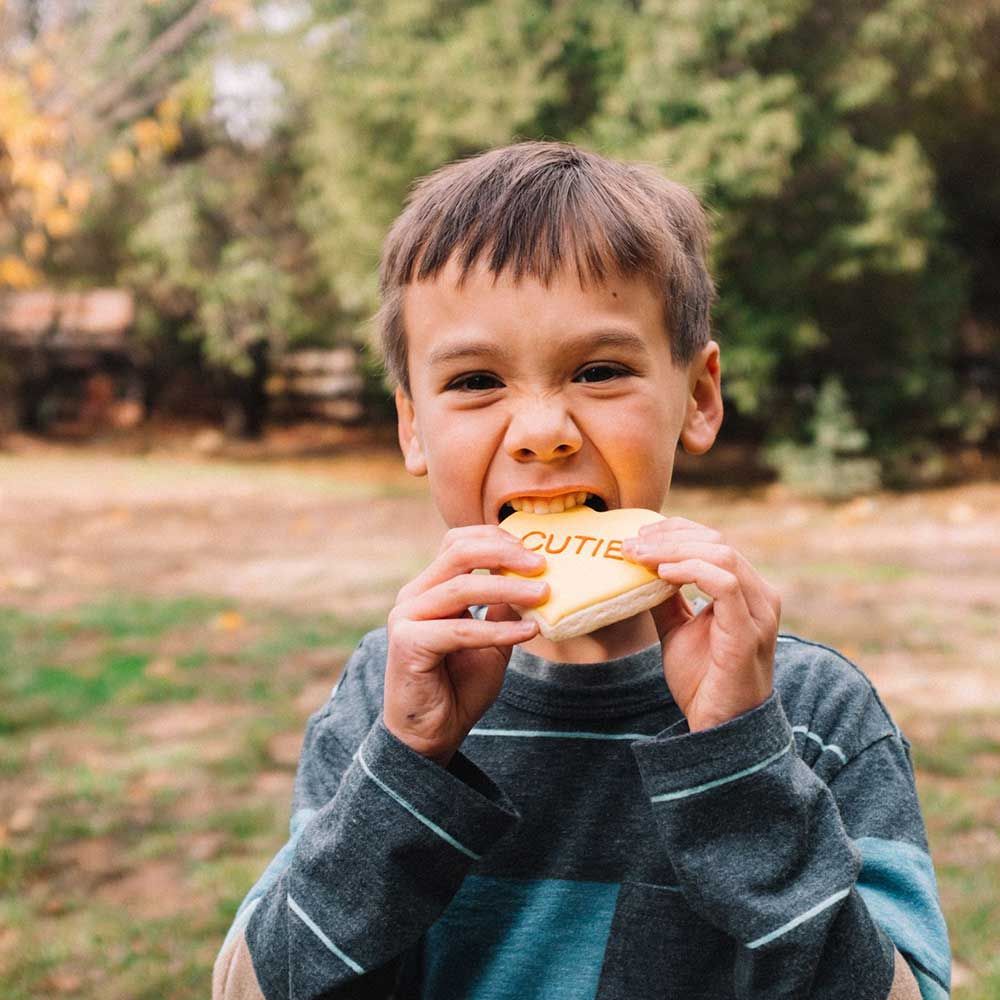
517, 611, 660, 665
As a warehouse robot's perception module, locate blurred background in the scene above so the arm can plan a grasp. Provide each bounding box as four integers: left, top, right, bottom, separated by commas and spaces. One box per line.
0, 1, 997, 996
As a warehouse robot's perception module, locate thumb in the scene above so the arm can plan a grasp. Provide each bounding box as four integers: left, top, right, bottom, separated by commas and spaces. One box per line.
648, 587, 694, 643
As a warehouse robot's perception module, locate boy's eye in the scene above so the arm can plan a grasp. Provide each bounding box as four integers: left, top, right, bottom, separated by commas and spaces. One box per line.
574, 364, 629, 383
447, 373, 503, 392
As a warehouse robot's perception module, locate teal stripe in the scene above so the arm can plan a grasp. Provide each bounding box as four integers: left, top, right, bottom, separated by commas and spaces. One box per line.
746, 887, 851, 949
422, 876, 620, 999
221, 806, 318, 951
912, 966, 950, 1000
355, 749, 481, 860
855, 837, 951, 995
791, 725, 848, 763
468, 727, 653, 741
650, 739, 793, 803
287, 893, 364, 974
221, 895, 262, 952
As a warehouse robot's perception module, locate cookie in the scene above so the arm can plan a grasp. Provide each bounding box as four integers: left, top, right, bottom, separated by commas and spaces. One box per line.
499, 505, 676, 642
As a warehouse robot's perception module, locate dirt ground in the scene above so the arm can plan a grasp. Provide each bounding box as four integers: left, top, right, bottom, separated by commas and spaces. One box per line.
1, 427, 997, 723
1, 428, 998, 996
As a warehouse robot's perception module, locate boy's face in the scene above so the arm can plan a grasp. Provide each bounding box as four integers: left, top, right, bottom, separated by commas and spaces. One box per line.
395, 255, 722, 528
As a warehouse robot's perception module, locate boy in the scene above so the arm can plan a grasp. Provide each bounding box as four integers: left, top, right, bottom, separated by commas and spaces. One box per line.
214, 141, 951, 999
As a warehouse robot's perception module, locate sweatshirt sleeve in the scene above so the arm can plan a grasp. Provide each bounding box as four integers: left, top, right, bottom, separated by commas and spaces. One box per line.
630, 684, 951, 1000
213, 633, 521, 1000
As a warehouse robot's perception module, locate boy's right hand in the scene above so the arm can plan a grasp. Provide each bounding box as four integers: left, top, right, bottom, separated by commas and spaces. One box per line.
383, 526, 549, 767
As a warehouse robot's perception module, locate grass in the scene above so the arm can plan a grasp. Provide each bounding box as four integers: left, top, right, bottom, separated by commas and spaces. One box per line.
0, 594, 996, 997
0, 595, 378, 997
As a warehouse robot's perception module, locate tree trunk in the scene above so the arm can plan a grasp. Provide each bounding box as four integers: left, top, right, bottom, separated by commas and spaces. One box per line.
226, 339, 270, 440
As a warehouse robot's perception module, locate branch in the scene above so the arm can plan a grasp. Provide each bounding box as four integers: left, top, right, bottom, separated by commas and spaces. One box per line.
47, 0, 217, 122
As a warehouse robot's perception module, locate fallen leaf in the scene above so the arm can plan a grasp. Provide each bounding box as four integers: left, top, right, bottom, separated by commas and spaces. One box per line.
214, 610, 245, 632
8, 803, 37, 834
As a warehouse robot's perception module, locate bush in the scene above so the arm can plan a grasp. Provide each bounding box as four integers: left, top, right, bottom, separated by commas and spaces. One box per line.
765, 377, 882, 500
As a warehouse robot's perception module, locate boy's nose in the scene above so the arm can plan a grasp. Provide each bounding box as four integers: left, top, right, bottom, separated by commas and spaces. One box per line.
504, 400, 583, 462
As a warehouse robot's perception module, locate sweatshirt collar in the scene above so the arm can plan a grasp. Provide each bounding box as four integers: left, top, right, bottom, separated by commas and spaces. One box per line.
499, 640, 672, 719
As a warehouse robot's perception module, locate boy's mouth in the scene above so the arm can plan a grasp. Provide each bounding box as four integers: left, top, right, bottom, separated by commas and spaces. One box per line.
498, 492, 608, 521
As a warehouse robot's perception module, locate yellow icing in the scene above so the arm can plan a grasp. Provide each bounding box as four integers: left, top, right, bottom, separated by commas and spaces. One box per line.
499, 505, 665, 627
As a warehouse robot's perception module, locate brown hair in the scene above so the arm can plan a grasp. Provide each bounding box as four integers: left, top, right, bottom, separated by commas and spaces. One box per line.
374, 140, 716, 395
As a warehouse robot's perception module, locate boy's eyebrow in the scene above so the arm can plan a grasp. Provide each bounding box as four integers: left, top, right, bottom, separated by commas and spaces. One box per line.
426, 328, 651, 367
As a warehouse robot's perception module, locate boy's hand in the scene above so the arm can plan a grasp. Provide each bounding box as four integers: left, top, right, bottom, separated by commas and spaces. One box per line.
384, 526, 549, 767
622, 517, 781, 732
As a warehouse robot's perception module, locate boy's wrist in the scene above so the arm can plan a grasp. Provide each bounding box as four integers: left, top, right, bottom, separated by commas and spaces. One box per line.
684, 689, 773, 733
633, 691, 791, 797
383, 718, 457, 768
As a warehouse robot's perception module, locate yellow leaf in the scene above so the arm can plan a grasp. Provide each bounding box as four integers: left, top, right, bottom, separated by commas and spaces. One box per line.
214, 610, 245, 632
159, 121, 182, 152
107, 146, 135, 180
43, 206, 76, 238
28, 59, 55, 93
131, 117, 161, 149
22, 231, 47, 261
65, 176, 92, 212
211, 0, 253, 26
0, 255, 42, 289
35, 158, 66, 193
156, 95, 182, 121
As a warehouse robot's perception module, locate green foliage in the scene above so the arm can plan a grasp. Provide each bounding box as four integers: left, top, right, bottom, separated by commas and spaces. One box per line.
766, 377, 882, 499
119, 141, 336, 377
294, 0, 601, 318
15, 0, 1000, 477
587, 0, 985, 477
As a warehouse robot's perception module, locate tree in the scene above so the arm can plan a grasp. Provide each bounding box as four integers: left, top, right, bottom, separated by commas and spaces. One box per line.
0, 0, 234, 288
2, 0, 337, 437
586, 0, 983, 479
291, 0, 624, 327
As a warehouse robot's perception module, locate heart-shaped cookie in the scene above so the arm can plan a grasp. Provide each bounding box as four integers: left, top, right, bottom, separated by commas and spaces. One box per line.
499, 505, 676, 641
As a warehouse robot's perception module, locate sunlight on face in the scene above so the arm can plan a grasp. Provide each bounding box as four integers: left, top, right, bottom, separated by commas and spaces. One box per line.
396, 256, 717, 529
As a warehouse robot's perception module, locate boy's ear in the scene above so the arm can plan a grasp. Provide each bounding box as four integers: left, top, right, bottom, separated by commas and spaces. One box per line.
395, 386, 428, 477
679, 341, 724, 456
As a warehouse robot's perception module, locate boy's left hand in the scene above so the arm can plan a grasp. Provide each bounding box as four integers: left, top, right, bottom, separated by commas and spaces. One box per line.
622, 517, 781, 732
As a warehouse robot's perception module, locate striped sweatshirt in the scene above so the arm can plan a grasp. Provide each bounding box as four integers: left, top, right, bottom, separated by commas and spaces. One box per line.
214, 628, 951, 1000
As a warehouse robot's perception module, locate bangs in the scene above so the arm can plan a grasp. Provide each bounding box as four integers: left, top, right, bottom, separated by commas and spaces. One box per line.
375, 141, 714, 394
383, 145, 675, 294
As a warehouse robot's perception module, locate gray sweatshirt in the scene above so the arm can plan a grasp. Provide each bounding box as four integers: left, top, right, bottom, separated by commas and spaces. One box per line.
214, 629, 951, 1000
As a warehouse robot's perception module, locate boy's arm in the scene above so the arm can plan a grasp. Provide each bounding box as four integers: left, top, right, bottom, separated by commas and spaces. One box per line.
212, 633, 520, 1000
624, 520, 949, 999
631, 692, 951, 1000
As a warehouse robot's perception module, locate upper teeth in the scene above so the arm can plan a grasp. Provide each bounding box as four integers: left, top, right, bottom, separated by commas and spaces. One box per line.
507, 492, 591, 514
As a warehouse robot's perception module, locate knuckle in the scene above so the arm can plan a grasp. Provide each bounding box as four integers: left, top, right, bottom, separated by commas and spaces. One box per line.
718, 546, 738, 571
451, 538, 482, 564
452, 619, 477, 644
442, 527, 466, 550
387, 600, 414, 629
387, 620, 413, 653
